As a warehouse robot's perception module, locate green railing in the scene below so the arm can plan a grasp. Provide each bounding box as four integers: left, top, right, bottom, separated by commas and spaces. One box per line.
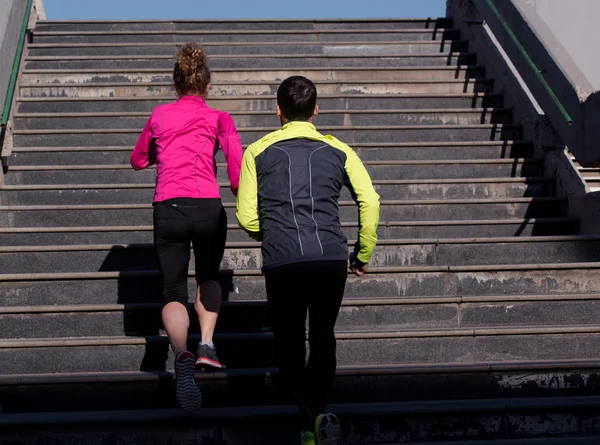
1, 0, 33, 129
484, 0, 573, 124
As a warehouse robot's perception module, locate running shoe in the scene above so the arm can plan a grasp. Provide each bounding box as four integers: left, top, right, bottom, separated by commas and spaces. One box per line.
196, 344, 226, 369
174, 350, 202, 412
315, 413, 342, 445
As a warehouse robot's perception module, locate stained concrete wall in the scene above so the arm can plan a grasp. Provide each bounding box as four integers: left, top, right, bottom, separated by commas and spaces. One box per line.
517, 0, 600, 90
0, 0, 27, 115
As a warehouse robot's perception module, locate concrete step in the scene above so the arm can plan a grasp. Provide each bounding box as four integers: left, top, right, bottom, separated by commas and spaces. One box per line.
0, 198, 566, 227
2, 160, 542, 185
8, 142, 533, 165
0, 178, 553, 206
2, 361, 600, 414
11, 124, 522, 147
19, 79, 494, 98
4, 290, 600, 339
27, 40, 470, 57
0, 218, 579, 246
32, 19, 454, 32
32, 29, 461, 45
5, 323, 600, 373
14, 108, 510, 130
1, 236, 599, 274
16, 93, 504, 113
23, 53, 477, 70
2, 396, 600, 444
20, 66, 486, 84
2, 262, 598, 306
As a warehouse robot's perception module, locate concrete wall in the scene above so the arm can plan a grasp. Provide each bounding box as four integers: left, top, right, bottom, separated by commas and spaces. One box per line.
518, 0, 600, 90
0, 0, 26, 115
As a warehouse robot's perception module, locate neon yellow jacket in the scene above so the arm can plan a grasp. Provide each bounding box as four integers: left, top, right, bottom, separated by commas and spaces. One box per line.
236, 121, 380, 270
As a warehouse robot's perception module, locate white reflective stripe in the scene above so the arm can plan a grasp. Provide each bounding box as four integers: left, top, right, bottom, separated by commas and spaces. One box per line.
272, 146, 304, 256
309, 145, 328, 255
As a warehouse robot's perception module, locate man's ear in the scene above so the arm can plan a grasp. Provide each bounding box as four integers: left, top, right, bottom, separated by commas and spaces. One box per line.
276, 104, 282, 119
312, 104, 319, 118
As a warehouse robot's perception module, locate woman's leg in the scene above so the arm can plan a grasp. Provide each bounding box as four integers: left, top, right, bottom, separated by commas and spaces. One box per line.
154, 201, 193, 355
192, 202, 227, 367
194, 280, 222, 345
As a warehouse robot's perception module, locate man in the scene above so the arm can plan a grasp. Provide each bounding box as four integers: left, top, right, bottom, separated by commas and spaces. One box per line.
236, 76, 380, 445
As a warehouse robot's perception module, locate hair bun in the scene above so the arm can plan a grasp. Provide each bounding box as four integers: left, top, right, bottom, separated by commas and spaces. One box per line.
176, 42, 207, 75
173, 42, 211, 96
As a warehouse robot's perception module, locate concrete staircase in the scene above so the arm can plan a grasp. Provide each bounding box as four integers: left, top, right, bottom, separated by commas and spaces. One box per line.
2, 18, 600, 444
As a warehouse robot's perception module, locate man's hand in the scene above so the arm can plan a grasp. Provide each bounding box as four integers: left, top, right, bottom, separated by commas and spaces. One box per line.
349, 252, 369, 276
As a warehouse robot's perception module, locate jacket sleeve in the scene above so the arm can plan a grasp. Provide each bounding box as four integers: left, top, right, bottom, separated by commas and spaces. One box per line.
343, 146, 380, 263
217, 112, 243, 194
236, 145, 262, 241
130, 114, 157, 170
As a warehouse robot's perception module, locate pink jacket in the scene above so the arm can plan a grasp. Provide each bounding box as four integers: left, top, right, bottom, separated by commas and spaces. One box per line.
130, 96, 242, 202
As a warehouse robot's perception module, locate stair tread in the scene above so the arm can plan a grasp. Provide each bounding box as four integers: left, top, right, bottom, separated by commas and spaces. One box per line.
3, 292, 600, 314
11, 141, 532, 151
1, 235, 597, 253
5, 324, 600, 348
0, 218, 578, 233
15, 107, 508, 116
1, 395, 600, 426
4, 358, 600, 384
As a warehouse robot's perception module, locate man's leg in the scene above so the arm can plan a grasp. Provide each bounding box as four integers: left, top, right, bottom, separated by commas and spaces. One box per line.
265, 262, 319, 432
306, 261, 347, 414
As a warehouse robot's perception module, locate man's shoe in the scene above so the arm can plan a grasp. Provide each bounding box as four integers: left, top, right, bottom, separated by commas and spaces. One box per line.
174, 350, 202, 412
315, 413, 342, 445
301, 431, 316, 445
196, 343, 225, 369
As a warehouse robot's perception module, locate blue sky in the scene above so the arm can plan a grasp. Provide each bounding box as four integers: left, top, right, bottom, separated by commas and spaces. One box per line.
44, 0, 447, 20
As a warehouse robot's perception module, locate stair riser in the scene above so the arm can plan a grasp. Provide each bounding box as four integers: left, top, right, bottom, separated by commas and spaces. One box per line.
33, 20, 454, 32
3, 332, 600, 374
3, 164, 540, 185
28, 42, 469, 57
17, 95, 503, 113
3, 267, 598, 306
33, 31, 460, 45
24, 54, 476, 70
0, 183, 552, 206
1, 240, 597, 274
0, 221, 579, 246
14, 110, 510, 131
20, 81, 493, 98
12, 127, 522, 147
8, 144, 532, 166
4, 369, 600, 414
0, 202, 565, 227
1, 407, 598, 444
3, 299, 600, 339
20, 67, 485, 85
0, 303, 461, 338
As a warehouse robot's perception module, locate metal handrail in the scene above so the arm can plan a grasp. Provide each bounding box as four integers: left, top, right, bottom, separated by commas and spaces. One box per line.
1, 0, 33, 128
484, 0, 573, 124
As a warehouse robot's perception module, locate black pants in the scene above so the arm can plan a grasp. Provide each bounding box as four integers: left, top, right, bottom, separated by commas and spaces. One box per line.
153, 198, 227, 306
264, 260, 348, 431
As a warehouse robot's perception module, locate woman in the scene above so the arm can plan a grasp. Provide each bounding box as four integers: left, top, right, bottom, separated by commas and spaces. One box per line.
131, 42, 242, 412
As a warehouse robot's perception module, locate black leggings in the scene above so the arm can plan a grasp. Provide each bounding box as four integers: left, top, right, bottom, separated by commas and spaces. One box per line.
264, 260, 348, 431
153, 198, 227, 306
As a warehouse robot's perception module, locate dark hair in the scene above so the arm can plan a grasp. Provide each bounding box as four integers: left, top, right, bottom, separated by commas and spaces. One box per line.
276, 76, 317, 121
173, 42, 211, 96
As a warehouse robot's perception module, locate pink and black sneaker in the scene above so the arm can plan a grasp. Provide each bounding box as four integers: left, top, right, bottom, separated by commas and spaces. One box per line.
195, 344, 225, 369
174, 350, 201, 412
